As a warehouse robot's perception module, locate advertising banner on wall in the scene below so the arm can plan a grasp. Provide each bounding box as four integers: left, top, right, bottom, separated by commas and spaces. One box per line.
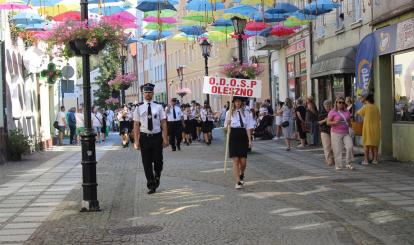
375, 17, 414, 55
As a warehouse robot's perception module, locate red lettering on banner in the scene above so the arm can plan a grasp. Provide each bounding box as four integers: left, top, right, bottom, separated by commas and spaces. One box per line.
250, 80, 257, 88
219, 78, 226, 85
223, 87, 229, 94
230, 79, 236, 86
247, 89, 253, 96
209, 77, 215, 85
240, 80, 246, 87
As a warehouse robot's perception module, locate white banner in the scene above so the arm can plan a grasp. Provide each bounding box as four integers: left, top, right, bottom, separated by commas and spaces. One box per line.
202, 76, 262, 98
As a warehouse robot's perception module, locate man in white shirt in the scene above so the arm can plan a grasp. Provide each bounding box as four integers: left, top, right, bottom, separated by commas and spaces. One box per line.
57, 106, 66, 146
165, 98, 183, 151
133, 83, 168, 194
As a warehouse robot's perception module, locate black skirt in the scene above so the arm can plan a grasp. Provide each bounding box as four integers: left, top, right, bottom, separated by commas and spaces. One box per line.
201, 121, 214, 133
184, 120, 192, 134
119, 121, 130, 135
229, 127, 248, 158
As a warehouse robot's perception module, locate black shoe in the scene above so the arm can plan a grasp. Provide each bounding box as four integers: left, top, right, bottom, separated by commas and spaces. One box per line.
186, 142, 190, 146
172, 148, 176, 151
177, 145, 181, 151
155, 176, 160, 188
147, 189, 156, 195
239, 174, 244, 185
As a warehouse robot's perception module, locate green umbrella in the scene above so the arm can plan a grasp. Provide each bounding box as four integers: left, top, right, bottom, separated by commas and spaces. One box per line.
210, 26, 234, 33
145, 22, 175, 30
144, 9, 176, 17
182, 14, 213, 23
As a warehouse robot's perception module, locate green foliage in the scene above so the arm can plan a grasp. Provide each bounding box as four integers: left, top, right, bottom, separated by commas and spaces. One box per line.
93, 46, 121, 109
7, 129, 30, 161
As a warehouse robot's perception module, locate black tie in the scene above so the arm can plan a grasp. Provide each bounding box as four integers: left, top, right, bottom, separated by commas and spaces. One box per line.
147, 103, 153, 131
238, 111, 244, 128
173, 107, 176, 119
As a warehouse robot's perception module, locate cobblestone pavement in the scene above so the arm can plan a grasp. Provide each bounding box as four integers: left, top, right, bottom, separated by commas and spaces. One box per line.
0, 131, 414, 244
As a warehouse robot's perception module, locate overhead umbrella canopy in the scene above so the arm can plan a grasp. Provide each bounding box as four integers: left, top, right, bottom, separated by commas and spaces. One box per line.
265, 3, 299, 14
11, 11, 44, 25
301, 0, 341, 15
37, 4, 79, 17
186, 0, 225, 11
179, 25, 206, 36
144, 22, 174, 30
245, 21, 268, 32
252, 12, 287, 23
224, 5, 258, 18
30, 0, 63, 6
0, 3, 30, 10
144, 9, 176, 17
182, 14, 213, 23
240, 0, 273, 7
89, 5, 130, 16
137, 0, 177, 12
142, 30, 173, 41
52, 11, 81, 21
212, 19, 232, 27
202, 31, 228, 42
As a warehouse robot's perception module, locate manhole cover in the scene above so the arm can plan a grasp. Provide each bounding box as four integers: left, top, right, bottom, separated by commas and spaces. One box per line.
109, 225, 163, 236
331, 178, 362, 183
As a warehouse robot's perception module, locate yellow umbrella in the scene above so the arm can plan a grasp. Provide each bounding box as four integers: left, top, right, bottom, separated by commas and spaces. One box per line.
37, 4, 79, 17
204, 31, 228, 42
240, 0, 274, 7
172, 33, 195, 41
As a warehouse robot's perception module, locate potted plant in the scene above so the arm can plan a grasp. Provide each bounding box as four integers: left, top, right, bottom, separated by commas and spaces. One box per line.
176, 87, 192, 98
7, 129, 30, 161
221, 61, 264, 79
43, 20, 128, 58
105, 97, 120, 110
108, 73, 136, 91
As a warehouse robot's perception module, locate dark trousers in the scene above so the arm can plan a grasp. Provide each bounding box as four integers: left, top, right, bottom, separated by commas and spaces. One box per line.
191, 119, 197, 140
139, 133, 163, 189
168, 121, 182, 149
69, 125, 76, 144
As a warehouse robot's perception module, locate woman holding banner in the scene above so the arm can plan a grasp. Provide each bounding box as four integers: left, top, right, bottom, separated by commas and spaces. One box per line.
225, 96, 254, 189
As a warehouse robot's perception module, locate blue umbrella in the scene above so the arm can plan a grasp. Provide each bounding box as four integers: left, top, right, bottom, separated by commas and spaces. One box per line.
186, 0, 225, 11
90, 5, 131, 16
89, 0, 120, 3
12, 12, 44, 25
265, 3, 299, 14
136, 0, 177, 12
258, 27, 272, 37
126, 36, 139, 44
179, 25, 206, 36
30, 0, 63, 6
252, 12, 287, 23
289, 11, 316, 20
212, 19, 232, 27
142, 30, 173, 41
17, 23, 47, 31
224, 5, 258, 17
300, 0, 341, 16
138, 0, 178, 4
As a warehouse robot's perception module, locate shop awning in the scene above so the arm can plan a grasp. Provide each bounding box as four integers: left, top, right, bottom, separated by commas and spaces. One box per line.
311, 46, 357, 78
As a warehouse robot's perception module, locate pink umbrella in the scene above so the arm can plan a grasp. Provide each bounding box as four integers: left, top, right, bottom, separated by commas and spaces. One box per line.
270, 24, 297, 36
245, 21, 268, 32
0, 3, 30, 10
143, 16, 177, 24
106, 11, 136, 22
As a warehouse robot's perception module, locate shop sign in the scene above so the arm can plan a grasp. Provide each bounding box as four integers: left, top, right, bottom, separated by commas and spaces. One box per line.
286, 39, 306, 57
375, 17, 414, 55
203, 76, 262, 98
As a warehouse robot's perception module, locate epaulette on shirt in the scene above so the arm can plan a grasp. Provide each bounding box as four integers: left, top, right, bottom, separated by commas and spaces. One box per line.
138, 102, 144, 105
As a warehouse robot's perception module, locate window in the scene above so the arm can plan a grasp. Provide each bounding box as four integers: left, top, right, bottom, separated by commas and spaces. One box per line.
393, 50, 414, 122
336, 2, 344, 30
353, 0, 362, 22
315, 17, 325, 39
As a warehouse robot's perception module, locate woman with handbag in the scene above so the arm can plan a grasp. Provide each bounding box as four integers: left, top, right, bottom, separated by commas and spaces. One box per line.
278, 98, 294, 151
327, 96, 355, 170
225, 96, 254, 189
356, 93, 381, 165
306, 96, 319, 146
295, 98, 307, 148
319, 100, 334, 166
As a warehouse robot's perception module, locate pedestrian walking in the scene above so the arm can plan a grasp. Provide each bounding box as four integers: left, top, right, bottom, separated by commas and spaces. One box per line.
279, 98, 294, 151
295, 98, 307, 147
327, 96, 355, 171
318, 100, 334, 166
165, 98, 183, 151
356, 93, 381, 165
92, 106, 103, 143
101, 109, 107, 143
225, 96, 254, 189
201, 104, 214, 145
75, 107, 84, 145
272, 101, 284, 140
183, 104, 193, 145
306, 96, 319, 146
118, 106, 132, 148
68, 107, 77, 145
133, 83, 169, 194
195, 103, 202, 141
56, 106, 66, 146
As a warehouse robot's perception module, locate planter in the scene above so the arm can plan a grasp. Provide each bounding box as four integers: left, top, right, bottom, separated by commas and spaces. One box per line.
111, 90, 120, 98
121, 84, 131, 90
69, 38, 106, 56
177, 92, 187, 98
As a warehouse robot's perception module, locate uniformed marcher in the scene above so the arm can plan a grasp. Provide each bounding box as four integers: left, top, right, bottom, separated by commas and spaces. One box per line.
133, 83, 169, 194
165, 98, 183, 151
200, 104, 214, 145
225, 96, 254, 189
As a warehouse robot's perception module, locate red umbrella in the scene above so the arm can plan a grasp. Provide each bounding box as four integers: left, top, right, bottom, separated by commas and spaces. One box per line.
270, 24, 297, 36
0, 3, 30, 10
53, 11, 81, 22
245, 21, 268, 32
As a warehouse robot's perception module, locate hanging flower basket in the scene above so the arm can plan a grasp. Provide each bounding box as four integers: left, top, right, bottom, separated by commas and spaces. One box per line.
108, 73, 136, 91
221, 61, 264, 79
176, 88, 192, 98
69, 38, 107, 55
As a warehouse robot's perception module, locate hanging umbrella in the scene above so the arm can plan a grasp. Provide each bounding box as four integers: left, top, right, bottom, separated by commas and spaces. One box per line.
0, 0, 24, 3
212, 18, 232, 27
144, 9, 176, 17
38, 4, 78, 17
258, 27, 271, 37
245, 21, 268, 32
211, 26, 234, 33
30, 0, 63, 6
301, 0, 341, 15
172, 33, 195, 41
142, 30, 173, 41
88, 0, 120, 3
186, 0, 224, 11
270, 24, 297, 36
107, 11, 136, 22
12, 11, 44, 25
252, 12, 287, 23
52, 11, 81, 21
143, 16, 176, 24
0, 3, 30, 10
224, 5, 258, 18
179, 26, 206, 36
182, 14, 213, 23
289, 11, 316, 20
202, 31, 228, 42
18, 23, 47, 31
90, 5, 130, 16
240, 0, 273, 7
137, 0, 177, 12
265, 3, 299, 14
144, 23, 174, 30
283, 16, 310, 27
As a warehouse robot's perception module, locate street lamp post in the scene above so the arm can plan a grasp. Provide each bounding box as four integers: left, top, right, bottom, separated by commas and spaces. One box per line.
80, 0, 100, 212
120, 44, 127, 105
200, 39, 212, 104
231, 16, 247, 65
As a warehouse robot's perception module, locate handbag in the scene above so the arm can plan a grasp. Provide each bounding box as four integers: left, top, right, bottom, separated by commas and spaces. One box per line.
281, 121, 289, 127
351, 120, 363, 136
53, 113, 59, 129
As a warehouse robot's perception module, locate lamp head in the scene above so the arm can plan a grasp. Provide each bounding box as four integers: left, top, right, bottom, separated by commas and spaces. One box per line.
200, 39, 212, 57
231, 16, 247, 35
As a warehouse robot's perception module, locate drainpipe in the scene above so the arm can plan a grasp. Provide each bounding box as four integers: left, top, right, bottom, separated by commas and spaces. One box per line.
268, 50, 277, 107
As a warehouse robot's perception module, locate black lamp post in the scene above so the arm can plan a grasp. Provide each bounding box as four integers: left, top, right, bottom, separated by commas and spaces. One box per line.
80, 0, 100, 212
119, 44, 127, 105
200, 39, 212, 104
231, 16, 247, 65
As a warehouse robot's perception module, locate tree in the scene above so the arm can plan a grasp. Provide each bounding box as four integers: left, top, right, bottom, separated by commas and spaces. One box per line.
93, 47, 121, 109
